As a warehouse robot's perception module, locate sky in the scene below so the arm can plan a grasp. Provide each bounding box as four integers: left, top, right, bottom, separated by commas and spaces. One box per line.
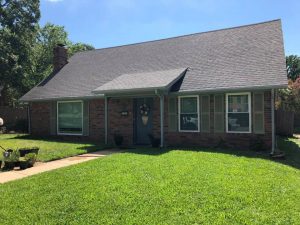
41, 0, 300, 55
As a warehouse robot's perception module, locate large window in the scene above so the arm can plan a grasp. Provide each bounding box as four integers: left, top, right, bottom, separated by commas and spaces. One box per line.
57, 101, 83, 135
178, 96, 199, 132
226, 93, 251, 133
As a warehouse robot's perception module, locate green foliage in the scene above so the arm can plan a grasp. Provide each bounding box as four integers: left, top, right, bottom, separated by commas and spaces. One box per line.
3, 149, 20, 162
286, 55, 300, 81
277, 78, 300, 112
68, 42, 94, 57
0, 2, 94, 105
26, 23, 95, 94
24, 153, 37, 165
0, 0, 40, 105
29, 23, 70, 88
0, 147, 299, 224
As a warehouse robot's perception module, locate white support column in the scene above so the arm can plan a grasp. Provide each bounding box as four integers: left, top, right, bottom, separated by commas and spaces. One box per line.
105, 96, 108, 145
271, 89, 275, 154
160, 94, 164, 148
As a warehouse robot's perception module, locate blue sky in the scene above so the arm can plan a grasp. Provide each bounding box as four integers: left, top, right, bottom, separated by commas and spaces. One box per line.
41, 0, 300, 55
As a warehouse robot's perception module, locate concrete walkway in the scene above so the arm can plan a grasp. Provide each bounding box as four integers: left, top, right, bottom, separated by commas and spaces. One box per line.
0, 150, 119, 184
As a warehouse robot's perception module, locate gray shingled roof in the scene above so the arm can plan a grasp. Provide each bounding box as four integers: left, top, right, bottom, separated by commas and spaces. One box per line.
21, 19, 287, 101
93, 68, 187, 94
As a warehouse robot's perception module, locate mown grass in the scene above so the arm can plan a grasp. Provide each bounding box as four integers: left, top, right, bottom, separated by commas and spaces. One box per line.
0, 134, 107, 162
277, 136, 300, 169
0, 145, 299, 224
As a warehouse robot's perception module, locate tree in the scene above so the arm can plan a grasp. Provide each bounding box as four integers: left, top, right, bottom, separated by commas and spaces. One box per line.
286, 55, 300, 81
27, 23, 70, 89
27, 23, 95, 90
276, 55, 300, 111
277, 78, 300, 112
68, 42, 94, 57
0, 0, 40, 105
0, 15, 95, 105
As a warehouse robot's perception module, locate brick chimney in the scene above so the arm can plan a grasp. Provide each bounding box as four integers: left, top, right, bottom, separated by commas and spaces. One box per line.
53, 44, 68, 72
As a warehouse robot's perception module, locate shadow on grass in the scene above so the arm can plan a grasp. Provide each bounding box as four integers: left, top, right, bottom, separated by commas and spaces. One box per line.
5, 134, 300, 170
75, 145, 114, 153
8, 134, 104, 145
124, 137, 300, 170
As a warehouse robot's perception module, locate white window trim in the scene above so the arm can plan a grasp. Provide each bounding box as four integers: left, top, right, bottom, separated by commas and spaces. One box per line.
57, 100, 84, 136
178, 95, 200, 132
226, 92, 251, 134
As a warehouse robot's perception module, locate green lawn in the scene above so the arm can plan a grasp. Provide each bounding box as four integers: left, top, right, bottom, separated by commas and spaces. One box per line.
0, 141, 299, 224
277, 136, 300, 168
0, 134, 107, 162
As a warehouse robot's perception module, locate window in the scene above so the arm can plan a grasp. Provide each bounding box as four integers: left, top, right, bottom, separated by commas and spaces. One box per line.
178, 96, 199, 132
57, 101, 83, 135
226, 93, 251, 133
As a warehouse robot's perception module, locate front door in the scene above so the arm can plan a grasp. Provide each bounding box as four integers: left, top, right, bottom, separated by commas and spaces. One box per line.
133, 98, 153, 145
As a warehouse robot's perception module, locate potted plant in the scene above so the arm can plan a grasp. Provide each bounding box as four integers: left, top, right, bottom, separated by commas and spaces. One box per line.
3, 149, 20, 170
114, 133, 123, 147
19, 153, 37, 170
19, 147, 39, 157
148, 134, 161, 148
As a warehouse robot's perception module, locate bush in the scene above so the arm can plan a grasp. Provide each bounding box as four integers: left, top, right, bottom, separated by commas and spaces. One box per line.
114, 133, 123, 146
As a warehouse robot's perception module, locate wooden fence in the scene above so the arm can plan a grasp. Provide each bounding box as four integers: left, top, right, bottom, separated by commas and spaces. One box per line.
275, 110, 294, 136
0, 106, 28, 127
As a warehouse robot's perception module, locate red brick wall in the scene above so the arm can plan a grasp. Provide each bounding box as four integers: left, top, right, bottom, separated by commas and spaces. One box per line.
30, 99, 105, 142
89, 99, 105, 142
29, 91, 272, 149
108, 98, 134, 146
165, 91, 272, 149
30, 102, 51, 136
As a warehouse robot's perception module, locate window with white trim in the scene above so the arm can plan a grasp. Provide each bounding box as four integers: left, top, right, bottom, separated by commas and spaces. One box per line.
178, 96, 199, 132
226, 93, 251, 133
57, 101, 83, 135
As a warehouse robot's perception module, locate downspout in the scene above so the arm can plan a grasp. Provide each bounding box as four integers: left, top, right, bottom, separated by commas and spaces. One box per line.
105, 96, 108, 145
271, 89, 275, 155
155, 89, 164, 148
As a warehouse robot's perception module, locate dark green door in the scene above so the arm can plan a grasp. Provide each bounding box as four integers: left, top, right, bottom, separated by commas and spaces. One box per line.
134, 98, 153, 145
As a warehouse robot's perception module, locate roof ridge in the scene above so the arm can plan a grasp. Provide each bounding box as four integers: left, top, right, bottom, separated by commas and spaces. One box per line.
76, 19, 281, 55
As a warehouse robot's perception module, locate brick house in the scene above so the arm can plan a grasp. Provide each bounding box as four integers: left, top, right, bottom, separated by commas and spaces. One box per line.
20, 20, 287, 152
